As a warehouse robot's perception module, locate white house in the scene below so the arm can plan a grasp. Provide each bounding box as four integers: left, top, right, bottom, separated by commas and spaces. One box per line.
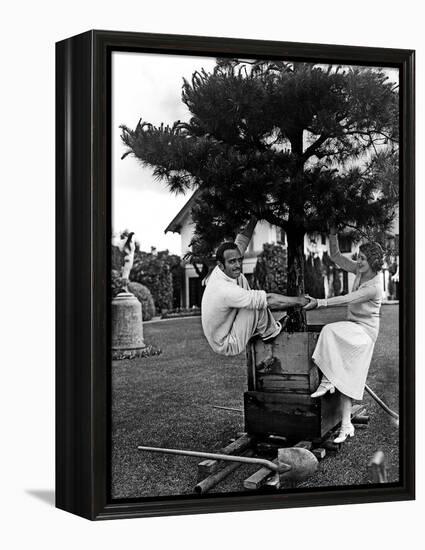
165, 193, 399, 308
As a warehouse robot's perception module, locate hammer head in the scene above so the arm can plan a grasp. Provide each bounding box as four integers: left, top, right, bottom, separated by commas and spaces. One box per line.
277, 447, 319, 482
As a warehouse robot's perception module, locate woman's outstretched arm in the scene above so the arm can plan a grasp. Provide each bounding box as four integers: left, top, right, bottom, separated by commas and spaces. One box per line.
329, 228, 358, 274
304, 285, 378, 310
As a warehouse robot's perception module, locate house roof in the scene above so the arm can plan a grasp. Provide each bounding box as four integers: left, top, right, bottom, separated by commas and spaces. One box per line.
164, 190, 200, 234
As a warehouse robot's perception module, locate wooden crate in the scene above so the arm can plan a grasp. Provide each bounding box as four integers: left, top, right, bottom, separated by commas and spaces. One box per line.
244, 390, 341, 440
244, 327, 342, 440
247, 330, 321, 393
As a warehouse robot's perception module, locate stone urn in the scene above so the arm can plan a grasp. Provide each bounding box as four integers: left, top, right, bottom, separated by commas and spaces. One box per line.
111, 291, 145, 354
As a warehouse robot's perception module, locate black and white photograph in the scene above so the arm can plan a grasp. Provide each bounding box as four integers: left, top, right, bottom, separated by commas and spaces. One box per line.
2, 0, 423, 543
110, 50, 401, 500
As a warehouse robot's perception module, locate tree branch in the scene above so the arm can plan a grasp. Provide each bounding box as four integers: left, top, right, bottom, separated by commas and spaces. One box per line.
301, 134, 329, 162
342, 129, 399, 144
339, 222, 373, 241
263, 211, 288, 230
192, 262, 203, 277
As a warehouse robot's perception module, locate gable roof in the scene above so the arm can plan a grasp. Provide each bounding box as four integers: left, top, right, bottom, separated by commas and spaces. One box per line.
164, 190, 201, 234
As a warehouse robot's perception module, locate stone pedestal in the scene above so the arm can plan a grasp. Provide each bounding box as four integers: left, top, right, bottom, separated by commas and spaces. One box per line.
112, 291, 145, 352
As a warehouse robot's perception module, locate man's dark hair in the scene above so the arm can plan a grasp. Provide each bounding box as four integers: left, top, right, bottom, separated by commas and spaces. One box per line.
215, 242, 239, 264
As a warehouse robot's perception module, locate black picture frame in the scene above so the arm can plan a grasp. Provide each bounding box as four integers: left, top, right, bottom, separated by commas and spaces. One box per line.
56, 30, 415, 521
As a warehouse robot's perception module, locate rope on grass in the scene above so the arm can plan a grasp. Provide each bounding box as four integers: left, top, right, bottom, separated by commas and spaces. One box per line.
365, 384, 399, 426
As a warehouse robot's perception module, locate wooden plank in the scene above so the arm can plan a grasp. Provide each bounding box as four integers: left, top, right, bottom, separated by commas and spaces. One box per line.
308, 366, 320, 393
308, 330, 320, 352
219, 434, 253, 455
197, 434, 253, 480
245, 390, 319, 408
312, 448, 326, 460
256, 434, 288, 453
352, 415, 370, 424
252, 387, 315, 395
256, 441, 282, 454
244, 458, 278, 490
307, 324, 324, 333
320, 392, 342, 437
294, 441, 313, 450
254, 333, 310, 375
352, 423, 368, 430
308, 332, 320, 391
257, 374, 310, 392
351, 404, 367, 418
246, 342, 256, 391
268, 434, 287, 444
264, 476, 280, 489
195, 450, 254, 494
321, 439, 341, 453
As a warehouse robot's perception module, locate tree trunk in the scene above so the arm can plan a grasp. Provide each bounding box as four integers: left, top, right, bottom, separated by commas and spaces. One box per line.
285, 129, 307, 331
285, 225, 307, 331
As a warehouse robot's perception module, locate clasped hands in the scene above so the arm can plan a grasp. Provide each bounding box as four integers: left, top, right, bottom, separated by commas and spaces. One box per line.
303, 294, 318, 310
265, 294, 318, 310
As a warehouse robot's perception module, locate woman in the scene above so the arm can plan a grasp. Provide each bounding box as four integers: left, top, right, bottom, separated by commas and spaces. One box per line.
304, 228, 384, 444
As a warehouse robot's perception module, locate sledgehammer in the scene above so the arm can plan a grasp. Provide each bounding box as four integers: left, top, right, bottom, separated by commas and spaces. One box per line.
137, 445, 318, 487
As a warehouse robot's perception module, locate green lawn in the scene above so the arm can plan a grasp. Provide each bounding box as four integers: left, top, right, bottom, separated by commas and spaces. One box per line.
111, 305, 399, 499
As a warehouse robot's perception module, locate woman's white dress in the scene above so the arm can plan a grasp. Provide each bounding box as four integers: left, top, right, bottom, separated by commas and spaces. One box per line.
312, 238, 383, 400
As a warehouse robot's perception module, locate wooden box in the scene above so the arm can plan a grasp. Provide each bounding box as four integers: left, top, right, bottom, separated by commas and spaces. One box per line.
244, 327, 341, 440
244, 390, 341, 440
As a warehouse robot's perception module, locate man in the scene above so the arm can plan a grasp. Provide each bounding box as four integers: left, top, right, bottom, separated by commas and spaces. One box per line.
201, 217, 308, 356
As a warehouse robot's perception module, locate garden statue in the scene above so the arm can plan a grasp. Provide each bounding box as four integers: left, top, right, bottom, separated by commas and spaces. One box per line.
112, 231, 137, 293
111, 231, 146, 357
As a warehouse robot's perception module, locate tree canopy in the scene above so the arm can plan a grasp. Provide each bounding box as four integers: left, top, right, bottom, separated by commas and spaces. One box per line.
121, 59, 399, 304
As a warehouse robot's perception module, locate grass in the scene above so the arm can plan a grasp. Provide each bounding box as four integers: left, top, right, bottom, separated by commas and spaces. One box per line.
111, 305, 399, 499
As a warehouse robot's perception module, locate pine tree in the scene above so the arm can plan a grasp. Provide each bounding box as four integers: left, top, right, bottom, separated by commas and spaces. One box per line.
121, 60, 398, 329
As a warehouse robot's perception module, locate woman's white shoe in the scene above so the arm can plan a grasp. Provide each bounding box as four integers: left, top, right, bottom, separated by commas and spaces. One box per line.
310, 379, 335, 398
333, 423, 355, 444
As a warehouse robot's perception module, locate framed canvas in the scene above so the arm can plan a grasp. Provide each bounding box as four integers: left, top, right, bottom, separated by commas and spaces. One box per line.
56, 30, 415, 520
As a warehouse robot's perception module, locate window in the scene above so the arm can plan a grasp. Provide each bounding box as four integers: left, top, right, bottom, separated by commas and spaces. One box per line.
278, 228, 287, 246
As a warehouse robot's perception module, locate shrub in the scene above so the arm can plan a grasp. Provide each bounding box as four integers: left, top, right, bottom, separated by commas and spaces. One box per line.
252, 243, 343, 299
111, 269, 123, 298
127, 281, 156, 321
253, 243, 287, 293
111, 270, 156, 321
158, 251, 184, 309
130, 250, 174, 312
161, 307, 201, 319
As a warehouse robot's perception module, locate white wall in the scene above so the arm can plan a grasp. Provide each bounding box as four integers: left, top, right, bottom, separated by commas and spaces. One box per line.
251, 220, 281, 253
179, 215, 281, 257
179, 212, 196, 256
2, 2, 423, 550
